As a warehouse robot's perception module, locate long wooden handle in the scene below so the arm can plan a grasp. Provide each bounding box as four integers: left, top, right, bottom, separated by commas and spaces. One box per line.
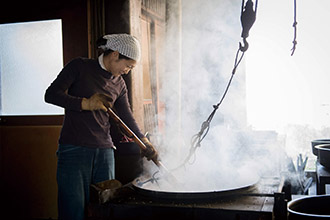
107, 107, 161, 167
106, 108, 177, 183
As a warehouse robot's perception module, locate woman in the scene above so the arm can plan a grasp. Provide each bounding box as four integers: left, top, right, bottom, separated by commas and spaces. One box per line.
45, 33, 158, 220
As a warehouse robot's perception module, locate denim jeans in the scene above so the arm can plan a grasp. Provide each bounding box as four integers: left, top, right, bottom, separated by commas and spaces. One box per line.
56, 144, 114, 220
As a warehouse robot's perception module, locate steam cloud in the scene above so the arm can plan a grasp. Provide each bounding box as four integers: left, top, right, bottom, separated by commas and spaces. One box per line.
142, 0, 284, 192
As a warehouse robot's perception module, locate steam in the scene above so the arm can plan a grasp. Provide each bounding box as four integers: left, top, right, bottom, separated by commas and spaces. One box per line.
143, 0, 284, 191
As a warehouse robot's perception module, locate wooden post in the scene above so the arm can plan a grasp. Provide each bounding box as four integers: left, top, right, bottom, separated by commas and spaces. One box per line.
129, 0, 145, 132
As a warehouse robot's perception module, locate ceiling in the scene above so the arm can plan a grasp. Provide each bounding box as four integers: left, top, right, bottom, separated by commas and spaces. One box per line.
0, 0, 84, 24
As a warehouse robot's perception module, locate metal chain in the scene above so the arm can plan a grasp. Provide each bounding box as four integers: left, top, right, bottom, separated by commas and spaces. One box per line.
172, 48, 246, 171
171, 0, 257, 171
291, 0, 298, 56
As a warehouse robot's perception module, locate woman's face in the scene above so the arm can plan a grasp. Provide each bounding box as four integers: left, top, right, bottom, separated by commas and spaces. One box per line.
104, 51, 137, 77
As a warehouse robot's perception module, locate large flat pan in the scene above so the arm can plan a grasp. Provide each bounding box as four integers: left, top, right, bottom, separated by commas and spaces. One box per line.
132, 173, 260, 201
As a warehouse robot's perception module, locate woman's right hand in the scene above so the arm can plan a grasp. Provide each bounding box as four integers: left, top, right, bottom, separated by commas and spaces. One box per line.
81, 93, 113, 112
140, 137, 159, 162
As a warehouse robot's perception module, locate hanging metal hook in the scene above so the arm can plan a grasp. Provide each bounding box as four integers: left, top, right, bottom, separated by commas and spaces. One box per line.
239, 0, 258, 52
239, 38, 249, 52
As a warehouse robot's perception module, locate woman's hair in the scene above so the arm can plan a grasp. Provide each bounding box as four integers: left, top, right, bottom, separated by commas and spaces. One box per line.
96, 36, 131, 60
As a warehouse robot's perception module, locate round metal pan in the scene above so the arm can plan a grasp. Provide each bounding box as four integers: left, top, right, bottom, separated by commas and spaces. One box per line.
311, 139, 330, 156
132, 174, 260, 201
315, 144, 330, 169
287, 194, 330, 219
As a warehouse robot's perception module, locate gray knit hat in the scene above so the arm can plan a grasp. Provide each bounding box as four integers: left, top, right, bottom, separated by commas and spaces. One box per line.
98, 34, 141, 61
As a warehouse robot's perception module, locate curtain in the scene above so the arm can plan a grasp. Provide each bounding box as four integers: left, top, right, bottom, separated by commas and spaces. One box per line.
88, 0, 105, 59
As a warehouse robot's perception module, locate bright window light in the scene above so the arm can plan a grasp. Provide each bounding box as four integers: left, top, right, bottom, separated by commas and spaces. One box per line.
0, 19, 64, 116
246, 0, 330, 132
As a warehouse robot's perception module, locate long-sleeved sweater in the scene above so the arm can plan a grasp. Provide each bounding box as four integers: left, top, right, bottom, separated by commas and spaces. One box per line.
45, 57, 144, 148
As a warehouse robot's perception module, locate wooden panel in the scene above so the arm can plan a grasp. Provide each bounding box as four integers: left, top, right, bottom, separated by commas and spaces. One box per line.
0, 115, 64, 126
138, 0, 166, 136
141, 0, 166, 21
1, 125, 61, 219
141, 18, 153, 101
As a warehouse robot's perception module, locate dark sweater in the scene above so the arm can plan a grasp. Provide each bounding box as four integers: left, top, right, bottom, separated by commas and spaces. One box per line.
45, 57, 144, 148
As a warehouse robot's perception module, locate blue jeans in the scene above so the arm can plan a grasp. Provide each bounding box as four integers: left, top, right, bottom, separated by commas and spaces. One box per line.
56, 144, 115, 220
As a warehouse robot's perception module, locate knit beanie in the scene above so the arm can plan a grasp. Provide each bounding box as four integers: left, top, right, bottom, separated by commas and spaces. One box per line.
98, 34, 141, 61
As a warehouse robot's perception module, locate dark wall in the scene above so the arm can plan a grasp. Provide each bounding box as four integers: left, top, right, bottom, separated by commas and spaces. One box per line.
1, 125, 61, 219
104, 0, 130, 34
0, 0, 88, 65
0, 1, 88, 218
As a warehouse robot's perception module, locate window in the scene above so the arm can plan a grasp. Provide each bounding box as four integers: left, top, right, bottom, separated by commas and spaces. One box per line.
246, 0, 330, 158
0, 19, 64, 115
